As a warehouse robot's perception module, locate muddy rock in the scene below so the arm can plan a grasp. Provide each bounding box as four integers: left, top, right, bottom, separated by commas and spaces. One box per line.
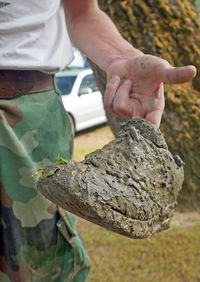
37, 119, 184, 239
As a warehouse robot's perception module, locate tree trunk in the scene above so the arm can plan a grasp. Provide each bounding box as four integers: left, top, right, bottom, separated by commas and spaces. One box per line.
90, 0, 200, 209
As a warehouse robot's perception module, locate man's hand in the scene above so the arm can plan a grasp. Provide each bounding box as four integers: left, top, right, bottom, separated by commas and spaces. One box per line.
63, 0, 196, 127
104, 54, 196, 127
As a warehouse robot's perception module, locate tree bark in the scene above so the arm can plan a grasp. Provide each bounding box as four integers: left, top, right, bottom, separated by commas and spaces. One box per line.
90, 0, 200, 209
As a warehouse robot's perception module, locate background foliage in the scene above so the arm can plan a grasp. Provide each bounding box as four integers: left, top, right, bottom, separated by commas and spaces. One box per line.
91, 0, 200, 209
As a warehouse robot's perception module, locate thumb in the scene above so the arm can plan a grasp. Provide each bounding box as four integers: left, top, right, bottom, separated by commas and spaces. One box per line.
162, 65, 196, 84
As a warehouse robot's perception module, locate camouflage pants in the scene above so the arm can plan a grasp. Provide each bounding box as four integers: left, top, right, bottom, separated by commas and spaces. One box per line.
0, 89, 91, 281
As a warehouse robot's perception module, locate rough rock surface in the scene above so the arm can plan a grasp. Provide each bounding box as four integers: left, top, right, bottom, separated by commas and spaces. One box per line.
37, 119, 184, 239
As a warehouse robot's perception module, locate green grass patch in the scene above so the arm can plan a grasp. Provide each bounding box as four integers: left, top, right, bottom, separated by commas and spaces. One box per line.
79, 222, 200, 282
74, 125, 200, 281
73, 146, 102, 162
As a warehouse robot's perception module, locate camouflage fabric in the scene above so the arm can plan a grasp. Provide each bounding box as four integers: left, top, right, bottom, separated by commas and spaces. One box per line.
0, 89, 91, 281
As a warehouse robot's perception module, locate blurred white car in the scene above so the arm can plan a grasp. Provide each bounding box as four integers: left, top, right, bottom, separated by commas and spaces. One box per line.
55, 69, 107, 134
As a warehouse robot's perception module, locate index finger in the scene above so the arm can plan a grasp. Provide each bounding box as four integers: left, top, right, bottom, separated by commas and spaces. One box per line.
104, 76, 121, 114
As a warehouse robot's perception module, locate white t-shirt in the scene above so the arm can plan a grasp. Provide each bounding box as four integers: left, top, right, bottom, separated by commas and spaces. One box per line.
0, 0, 74, 73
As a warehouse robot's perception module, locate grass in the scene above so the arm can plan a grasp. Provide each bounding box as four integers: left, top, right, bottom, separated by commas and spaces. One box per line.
73, 124, 114, 162
78, 220, 200, 282
73, 125, 200, 282
73, 146, 102, 162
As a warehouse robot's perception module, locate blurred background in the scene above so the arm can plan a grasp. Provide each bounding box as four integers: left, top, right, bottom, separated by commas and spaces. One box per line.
55, 1, 200, 279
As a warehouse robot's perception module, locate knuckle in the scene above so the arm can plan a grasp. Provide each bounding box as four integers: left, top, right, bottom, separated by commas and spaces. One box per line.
120, 80, 132, 89
113, 104, 128, 116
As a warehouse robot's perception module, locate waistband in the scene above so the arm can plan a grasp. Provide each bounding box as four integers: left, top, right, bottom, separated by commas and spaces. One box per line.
0, 70, 54, 99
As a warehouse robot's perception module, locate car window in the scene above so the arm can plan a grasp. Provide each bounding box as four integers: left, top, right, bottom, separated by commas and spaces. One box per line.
78, 74, 98, 95
55, 76, 76, 95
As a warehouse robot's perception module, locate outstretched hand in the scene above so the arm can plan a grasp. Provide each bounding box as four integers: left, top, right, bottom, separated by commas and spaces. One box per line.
104, 54, 196, 127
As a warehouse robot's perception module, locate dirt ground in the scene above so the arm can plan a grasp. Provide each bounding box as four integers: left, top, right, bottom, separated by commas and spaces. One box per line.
74, 123, 115, 148
171, 210, 200, 227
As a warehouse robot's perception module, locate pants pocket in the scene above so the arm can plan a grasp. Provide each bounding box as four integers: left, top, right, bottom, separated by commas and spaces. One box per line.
54, 207, 91, 282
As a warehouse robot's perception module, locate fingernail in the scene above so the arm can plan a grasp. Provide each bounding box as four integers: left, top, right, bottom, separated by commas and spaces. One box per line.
110, 76, 120, 83
175, 67, 185, 72
123, 79, 132, 85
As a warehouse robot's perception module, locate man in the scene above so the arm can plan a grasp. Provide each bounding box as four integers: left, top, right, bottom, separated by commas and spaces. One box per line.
0, 0, 196, 281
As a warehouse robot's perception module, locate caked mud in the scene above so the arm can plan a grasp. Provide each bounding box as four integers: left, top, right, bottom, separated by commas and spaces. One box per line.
37, 119, 184, 239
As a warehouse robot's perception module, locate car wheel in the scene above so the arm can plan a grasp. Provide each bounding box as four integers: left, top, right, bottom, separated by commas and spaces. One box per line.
68, 113, 75, 136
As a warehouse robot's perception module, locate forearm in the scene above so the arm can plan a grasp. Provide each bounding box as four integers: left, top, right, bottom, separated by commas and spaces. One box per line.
63, 4, 142, 72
